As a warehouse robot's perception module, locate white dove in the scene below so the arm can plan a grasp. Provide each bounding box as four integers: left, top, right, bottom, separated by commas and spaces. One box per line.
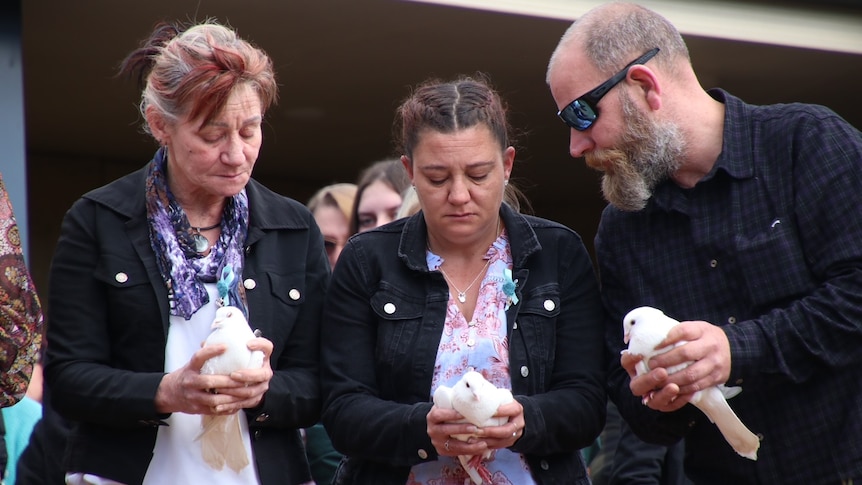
433, 370, 514, 484
622, 306, 760, 460
197, 305, 264, 472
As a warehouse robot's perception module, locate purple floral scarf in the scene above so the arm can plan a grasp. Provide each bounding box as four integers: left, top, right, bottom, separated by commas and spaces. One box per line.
145, 148, 249, 320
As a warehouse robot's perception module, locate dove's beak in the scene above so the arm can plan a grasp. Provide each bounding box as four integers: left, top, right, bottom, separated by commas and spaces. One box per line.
623, 332, 631, 344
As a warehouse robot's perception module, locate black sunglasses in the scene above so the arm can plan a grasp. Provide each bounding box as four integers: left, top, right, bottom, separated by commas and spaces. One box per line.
557, 47, 660, 131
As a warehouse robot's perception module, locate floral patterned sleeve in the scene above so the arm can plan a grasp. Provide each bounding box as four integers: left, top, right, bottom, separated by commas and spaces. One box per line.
0, 173, 44, 407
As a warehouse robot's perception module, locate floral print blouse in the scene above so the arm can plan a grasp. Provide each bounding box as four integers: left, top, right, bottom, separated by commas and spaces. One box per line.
408, 230, 535, 485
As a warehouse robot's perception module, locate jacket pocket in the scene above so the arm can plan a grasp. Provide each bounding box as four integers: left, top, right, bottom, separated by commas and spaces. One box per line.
369, 284, 426, 380
94, 254, 151, 289
266, 271, 306, 306
93, 254, 157, 317
92, 254, 164, 369
245, 271, 306, 346
513, 283, 561, 392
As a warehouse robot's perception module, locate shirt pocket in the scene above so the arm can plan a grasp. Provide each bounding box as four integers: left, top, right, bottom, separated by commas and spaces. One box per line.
733, 219, 815, 311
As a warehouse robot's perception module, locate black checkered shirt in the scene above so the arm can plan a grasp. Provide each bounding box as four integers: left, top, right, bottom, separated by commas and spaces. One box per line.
599, 89, 862, 484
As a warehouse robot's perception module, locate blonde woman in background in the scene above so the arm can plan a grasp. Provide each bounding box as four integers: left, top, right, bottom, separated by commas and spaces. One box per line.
308, 183, 358, 269
351, 159, 411, 234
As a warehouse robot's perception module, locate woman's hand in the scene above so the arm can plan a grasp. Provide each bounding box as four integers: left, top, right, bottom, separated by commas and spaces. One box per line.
155, 336, 274, 415
426, 399, 525, 457
426, 404, 482, 457
473, 399, 525, 449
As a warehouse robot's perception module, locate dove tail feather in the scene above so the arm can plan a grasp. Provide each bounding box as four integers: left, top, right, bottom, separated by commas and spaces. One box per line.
199, 413, 251, 472
693, 389, 760, 460
224, 412, 251, 472
200, 415, 227, 471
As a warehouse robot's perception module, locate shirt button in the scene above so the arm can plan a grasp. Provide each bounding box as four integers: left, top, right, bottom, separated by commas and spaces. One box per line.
115, 272, 129, 283
727, 316, 737, 324
543, 299, 555, 311
243, 278, 257, 290
417, 449, 428, 459
540, 460, 549, 470
466, 338, 475, 347
512, 322, 518, 329
384, 303, 396, 314
289, 289, 301, 300
255, 413, 270, 422
735, 378, 744, 385
709, 259, 718, 268
520, 366, 529, 377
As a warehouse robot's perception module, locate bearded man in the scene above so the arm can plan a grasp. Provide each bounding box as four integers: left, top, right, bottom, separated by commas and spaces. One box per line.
546, 3, 862, 485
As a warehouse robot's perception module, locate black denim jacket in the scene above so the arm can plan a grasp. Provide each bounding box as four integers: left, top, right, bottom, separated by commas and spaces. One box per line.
321, 204, 606, 485
45, 164, 328, 485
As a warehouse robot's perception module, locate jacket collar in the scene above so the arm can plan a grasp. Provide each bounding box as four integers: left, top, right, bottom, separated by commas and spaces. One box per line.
81, 153, 314, 335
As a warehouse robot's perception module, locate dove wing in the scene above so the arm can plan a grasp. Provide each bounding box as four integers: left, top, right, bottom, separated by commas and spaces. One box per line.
433, 385, 454, 409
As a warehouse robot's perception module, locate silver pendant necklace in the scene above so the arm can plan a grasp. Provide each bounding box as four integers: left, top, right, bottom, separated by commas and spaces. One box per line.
438, 258, 492, 303
432, 218, 501, 304
190, 222, 220, 254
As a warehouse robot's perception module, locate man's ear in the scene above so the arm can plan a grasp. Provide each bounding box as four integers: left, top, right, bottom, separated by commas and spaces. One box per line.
627, 64, 662, 111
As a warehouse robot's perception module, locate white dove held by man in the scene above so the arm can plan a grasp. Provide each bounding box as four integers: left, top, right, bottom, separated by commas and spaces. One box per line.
433, 370, 514, 484
198, 305, 264, 472
622, 306, 760, 460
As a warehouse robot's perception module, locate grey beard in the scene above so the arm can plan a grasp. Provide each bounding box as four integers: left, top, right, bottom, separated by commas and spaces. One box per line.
589, 92, 685, 211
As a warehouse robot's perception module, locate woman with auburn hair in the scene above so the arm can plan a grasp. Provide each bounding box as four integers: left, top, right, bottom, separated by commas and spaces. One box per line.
43, 20, 327, 485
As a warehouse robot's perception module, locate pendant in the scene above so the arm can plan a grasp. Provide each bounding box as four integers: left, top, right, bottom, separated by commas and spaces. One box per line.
191, 232, 210, 253
458, 292, 467, 303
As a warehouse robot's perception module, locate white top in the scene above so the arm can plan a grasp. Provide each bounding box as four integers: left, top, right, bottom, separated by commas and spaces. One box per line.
67, 284, 260, 485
